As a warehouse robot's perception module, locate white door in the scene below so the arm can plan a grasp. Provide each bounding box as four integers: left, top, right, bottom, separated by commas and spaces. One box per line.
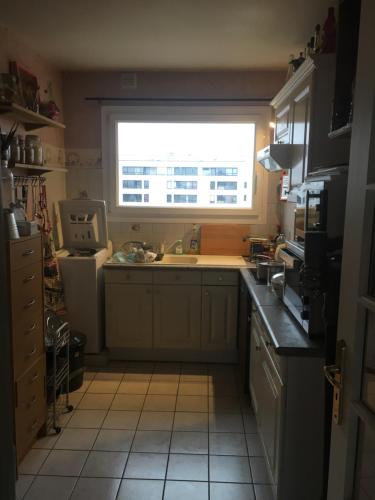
327, 1, 375, 498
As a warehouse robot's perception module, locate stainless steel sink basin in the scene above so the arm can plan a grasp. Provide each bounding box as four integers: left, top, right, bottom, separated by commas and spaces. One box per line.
161, 255, 198, 264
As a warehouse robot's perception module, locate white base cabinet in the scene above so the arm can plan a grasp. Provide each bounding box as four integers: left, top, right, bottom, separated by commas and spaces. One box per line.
104, 268, 238, 359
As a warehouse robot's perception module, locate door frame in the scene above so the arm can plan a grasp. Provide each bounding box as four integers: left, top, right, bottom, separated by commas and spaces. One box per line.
327, 0, 375, 497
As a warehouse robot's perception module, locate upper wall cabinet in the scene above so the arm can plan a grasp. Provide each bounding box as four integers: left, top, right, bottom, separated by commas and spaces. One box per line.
271, 55, 350, 191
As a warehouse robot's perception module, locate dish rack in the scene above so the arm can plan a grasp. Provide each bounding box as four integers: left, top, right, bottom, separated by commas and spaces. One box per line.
45, 310, 74, 433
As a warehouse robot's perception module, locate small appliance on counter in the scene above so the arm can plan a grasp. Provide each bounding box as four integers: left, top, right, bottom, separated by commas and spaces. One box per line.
57, 200, 112, 354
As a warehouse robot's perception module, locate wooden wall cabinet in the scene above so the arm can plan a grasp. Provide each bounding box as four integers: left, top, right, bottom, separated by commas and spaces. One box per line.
8, 234, 46, 463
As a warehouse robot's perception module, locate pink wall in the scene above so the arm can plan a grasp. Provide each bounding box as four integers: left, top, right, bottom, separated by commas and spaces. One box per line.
62, 70, 285, 149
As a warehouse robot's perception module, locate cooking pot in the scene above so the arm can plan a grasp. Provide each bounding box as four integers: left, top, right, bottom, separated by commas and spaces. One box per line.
256, 260, 284, 283
271, 272, 285, 299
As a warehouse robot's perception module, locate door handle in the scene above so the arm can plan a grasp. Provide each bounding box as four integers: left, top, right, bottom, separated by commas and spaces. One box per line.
25, 298, 36, 308
324, 339, 346, 425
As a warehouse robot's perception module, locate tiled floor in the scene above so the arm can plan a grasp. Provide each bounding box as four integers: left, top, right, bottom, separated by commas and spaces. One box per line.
17, 362, 273, 500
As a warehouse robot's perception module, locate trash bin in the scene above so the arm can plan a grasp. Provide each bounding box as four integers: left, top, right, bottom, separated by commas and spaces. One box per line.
62, 331, 87, 393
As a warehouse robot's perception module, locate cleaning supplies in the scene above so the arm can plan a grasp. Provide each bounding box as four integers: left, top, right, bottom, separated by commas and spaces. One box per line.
189, 224, 199, 254
175, 240, 183, 255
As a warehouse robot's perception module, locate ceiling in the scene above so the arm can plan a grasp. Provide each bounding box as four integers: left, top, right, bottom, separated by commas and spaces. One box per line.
2, 0, 334, 71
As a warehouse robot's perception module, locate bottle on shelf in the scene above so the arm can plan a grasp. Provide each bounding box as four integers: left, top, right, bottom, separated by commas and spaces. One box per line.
322, 7, 337, 53
175, 240, 183, 255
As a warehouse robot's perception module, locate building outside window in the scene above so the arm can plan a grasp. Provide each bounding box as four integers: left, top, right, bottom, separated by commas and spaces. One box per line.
123, 180, 142, 189
217, 181, 237, 190
123, 193, 143, 203
174, 194, 197, 203
217, 195, 237, 204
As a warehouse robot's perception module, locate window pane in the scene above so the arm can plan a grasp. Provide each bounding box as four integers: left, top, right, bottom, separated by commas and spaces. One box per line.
118, 122, 255, 208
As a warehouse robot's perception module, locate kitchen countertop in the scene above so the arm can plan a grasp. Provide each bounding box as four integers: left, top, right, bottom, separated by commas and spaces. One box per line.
104, 254, 249, 269
240, 268, 324, 357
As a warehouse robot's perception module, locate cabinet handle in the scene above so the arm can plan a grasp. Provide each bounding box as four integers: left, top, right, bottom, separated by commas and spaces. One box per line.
25, 322, 37, 335
218, 276, 223, 281
30, 418, 38, 431
25, 298, 36, 308
28, 395, 37, 407
31, 372, 39, 383
27, 347, 37, 358
23, 274, 36, 283
22, 249, 35, 257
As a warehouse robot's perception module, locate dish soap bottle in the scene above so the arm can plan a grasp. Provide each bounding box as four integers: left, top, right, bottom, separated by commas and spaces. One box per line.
175, 240, 183, 255
189, 224, 199, 254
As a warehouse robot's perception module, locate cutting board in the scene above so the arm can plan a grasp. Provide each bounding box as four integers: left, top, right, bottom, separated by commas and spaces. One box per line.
200, 224, 250, 256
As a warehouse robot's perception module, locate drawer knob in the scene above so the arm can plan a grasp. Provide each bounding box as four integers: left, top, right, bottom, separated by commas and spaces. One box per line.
22, 249, 35, 257
205, 291, 209, 297
25, 323, 37, 335
25, 298, 36, 308
27, 347, 37, 358
23, 274, 36, 283
218, 276, 223, 281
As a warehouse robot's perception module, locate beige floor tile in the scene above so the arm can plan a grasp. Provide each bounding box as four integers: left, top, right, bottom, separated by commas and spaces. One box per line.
143, 394, 176, 411
102, 411, 140, 430
67, 410, 107, 429
151, 373, 180, 382
180, 373, 209, 382
124, 452, 168, 479
173, 412, 209, 432
210, 482, 255, 500
170, 431, 208, 454
81, 451, 128, 478
39, 450, 88, 476
93, 429, 135, 452
250, 457, 270, 484
148, 381, 178, 395
19, 449, 50, 475
74, 380, 91, 393
164, 480, 208, 500
23, 476, 77, 500
209, 455, 251, 483
178, 382, 208, 396
243, 414, 258, 433
54, 428, 99, 450
123, 372, 152, 381
176, 395, 208, 412
83, 371, 97, 381
59, 411, 74, 427
137, 411, 174, 431
209, 432, 248, 456
209, 413, 244, 433
117, 479, 164, 500
94, 372, 124, 381
16, 475, 34, 500
87, 380, 121, 394
253, 484, 274, 500
111, 394, 145, 411
167, 454, 208, 481
131, 430, 171, 453
117, 380, 150, 394
68, 392, 84, 407
246, 434, 264, 456
78, 393, 114, 410
33, 432, 60, 450
70, 477, 120, 500
209, 396, 241, 413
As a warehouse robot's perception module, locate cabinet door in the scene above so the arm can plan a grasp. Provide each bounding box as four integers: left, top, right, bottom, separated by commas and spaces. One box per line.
290, 85, 310, 188
238, 280, 251, 393
201, 286, 238, 351
153, 285, 201, 349
249, 313, 262, 415
105, 283, 152, 348
275, 104, 291, 144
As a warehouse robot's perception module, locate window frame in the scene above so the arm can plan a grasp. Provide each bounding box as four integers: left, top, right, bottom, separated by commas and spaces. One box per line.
102, 104, 270, 223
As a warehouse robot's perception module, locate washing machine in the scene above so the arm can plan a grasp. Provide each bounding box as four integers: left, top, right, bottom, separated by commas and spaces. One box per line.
57, 200, 112, 354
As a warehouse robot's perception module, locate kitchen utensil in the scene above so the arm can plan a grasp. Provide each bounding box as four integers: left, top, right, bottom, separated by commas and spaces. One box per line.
271, 272, 285, 299
4, 209, 19, 239
256, 260, 284, 282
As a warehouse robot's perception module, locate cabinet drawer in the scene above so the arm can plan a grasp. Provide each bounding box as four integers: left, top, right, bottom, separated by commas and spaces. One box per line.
11, 280, 43, 318
153, 269, 201, 285
105, 269, 153, 284
9, 236, 41, 271
10, 261, 43, 306
16, 356, 45, 409
202, 270, 238, 286
13, 311, 44, 379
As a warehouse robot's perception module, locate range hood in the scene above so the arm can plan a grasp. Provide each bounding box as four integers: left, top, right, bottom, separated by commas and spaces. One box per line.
257, 144, 300, 172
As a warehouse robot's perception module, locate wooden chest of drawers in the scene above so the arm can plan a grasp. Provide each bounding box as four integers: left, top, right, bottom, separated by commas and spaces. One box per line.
8, 234, 46, 463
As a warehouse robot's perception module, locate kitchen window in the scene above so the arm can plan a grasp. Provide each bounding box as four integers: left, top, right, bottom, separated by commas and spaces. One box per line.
102, 105, 269, 222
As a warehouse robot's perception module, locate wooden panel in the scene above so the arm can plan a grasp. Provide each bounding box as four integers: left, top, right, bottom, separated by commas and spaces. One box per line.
13, 311, 44, 379
9, 235, 42, 271
200, 224, 250, 256
202, 270, 238, 286
10, 261, 42, 305
153, 270, 201, 285
104, 269, 153, 284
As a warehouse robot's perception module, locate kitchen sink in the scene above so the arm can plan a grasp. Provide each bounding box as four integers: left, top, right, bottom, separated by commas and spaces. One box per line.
161, 255, 198, 264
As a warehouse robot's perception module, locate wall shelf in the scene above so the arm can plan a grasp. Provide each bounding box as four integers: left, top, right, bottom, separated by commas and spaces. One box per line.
328, 123, 352, 139
12, 163, 68, 175
0, 102, 65, 131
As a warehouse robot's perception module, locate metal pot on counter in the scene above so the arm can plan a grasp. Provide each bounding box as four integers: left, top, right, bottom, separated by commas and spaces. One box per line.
256, 259, 284, 283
